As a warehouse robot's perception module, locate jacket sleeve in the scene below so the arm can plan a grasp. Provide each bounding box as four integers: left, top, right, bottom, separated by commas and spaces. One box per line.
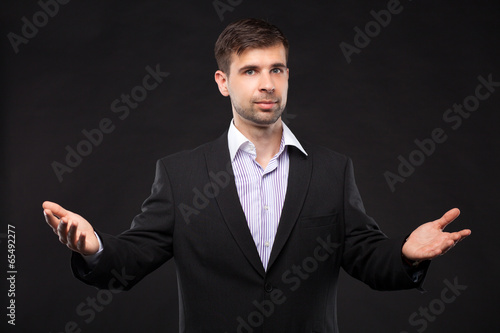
71, 159, 175, 291
340, 158, 429, 291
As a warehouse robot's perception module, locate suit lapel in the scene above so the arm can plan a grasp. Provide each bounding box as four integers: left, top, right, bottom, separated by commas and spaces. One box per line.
267, 145, 312, 271
204, 132, 266, 277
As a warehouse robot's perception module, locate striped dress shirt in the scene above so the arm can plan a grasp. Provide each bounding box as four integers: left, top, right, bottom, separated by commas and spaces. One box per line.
227, 120, 307, 270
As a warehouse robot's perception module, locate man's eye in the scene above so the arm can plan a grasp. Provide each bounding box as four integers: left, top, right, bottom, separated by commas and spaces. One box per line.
271, 68, 282, 74
245, 69, 255, 75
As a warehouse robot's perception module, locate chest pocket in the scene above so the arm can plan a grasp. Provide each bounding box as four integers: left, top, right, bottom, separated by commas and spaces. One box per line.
299, 213, 337, 228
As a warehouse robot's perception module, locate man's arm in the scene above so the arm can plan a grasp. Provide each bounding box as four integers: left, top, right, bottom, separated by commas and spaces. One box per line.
340, 158, 470, 290
42, 159, 176, 291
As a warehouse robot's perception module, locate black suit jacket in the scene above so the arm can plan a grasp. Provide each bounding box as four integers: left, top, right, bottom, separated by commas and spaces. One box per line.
72, 131, 427, 333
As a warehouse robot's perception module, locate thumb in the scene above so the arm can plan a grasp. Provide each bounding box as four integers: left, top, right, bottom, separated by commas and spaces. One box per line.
435, 208, 460, 230
43, 201, 70, 218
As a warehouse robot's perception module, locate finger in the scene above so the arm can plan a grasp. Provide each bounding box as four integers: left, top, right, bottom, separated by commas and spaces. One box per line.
435, 208, 461, 230
451, 229, 472, 242
42, 201, 70, 220
77, 232, 87, 253
438, 230, 471, 255
458, 232, 471, 244
459, 229, 472, 237
66, 221, 79, 250
43, 209, 61, 232
57, 218, 69, 244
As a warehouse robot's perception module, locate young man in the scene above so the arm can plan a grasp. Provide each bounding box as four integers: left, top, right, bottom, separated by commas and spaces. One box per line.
43, 18, 470, 332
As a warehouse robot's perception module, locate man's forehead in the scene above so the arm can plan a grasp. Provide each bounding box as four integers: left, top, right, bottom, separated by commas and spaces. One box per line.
229, 44, 287, 67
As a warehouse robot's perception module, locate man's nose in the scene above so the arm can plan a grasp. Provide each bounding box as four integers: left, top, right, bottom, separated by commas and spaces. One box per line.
259, 73, 275, 93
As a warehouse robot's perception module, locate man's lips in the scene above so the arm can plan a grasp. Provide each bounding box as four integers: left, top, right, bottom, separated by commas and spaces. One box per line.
254, 100, 278, 110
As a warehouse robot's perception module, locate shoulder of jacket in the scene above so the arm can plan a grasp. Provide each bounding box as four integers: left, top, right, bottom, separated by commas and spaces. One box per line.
300, 140, 350, 163
157, 134, 225, 165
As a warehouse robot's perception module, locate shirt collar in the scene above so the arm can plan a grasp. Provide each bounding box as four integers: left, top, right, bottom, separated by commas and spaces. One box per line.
227, 119, 308, 161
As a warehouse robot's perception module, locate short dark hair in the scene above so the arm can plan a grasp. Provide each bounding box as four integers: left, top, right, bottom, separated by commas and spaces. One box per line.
214, 18, 289, 74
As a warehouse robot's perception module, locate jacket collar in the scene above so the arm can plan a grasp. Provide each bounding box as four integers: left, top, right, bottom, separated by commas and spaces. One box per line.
227, 119, 307, 161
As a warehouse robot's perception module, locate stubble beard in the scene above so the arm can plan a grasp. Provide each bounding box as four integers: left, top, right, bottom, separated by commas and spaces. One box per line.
232, 96, 286, 126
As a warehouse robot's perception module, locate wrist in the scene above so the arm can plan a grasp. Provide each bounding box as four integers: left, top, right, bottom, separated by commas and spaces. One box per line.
402, 236, 422, 267
402, 254, 421, 267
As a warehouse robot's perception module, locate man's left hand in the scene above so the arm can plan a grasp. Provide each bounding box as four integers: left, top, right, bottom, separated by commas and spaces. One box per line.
402, 208, 471, 262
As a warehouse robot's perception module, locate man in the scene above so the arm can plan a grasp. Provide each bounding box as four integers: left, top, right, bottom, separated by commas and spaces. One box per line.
43, 18, 470, 332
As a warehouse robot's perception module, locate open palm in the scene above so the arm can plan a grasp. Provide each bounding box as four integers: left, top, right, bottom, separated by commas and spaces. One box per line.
402, 208, 471, 261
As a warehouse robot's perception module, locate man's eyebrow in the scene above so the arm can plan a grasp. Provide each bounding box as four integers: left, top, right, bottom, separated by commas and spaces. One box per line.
238, 63, 287, 73
238, 65, 259, 73
270, 62, 287, 68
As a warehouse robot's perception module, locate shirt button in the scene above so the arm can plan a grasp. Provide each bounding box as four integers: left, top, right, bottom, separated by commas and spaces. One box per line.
264, 205, 269, 210
264, 241, 270, 247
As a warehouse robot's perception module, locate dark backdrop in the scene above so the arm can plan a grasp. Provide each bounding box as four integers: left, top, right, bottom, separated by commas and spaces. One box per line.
1, 0, 499, 332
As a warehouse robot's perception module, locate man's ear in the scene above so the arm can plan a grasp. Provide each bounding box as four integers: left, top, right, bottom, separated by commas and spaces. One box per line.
214, 70, 230, 96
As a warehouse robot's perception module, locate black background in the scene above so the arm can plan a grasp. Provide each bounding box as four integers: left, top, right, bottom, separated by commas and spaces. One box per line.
1, 0, 499, 332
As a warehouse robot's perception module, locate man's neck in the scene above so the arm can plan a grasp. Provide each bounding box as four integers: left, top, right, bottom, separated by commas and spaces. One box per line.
233, 116, 283, 169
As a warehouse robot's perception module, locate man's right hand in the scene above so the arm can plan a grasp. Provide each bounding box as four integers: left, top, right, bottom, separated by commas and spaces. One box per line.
42, 201, 100, 256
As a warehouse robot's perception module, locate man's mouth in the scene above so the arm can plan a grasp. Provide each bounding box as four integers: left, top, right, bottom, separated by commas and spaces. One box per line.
254, 100, 277, 110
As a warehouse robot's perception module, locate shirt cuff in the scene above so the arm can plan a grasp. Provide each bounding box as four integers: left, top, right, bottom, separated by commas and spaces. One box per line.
81, 231, 103, 268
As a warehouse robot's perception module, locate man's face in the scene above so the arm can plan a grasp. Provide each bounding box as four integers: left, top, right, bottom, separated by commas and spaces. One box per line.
215, 44, 289, 127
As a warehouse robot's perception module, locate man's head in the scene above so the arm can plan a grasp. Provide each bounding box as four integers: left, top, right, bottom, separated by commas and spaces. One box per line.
214, 18, 289, 75
214, 18, 290, 127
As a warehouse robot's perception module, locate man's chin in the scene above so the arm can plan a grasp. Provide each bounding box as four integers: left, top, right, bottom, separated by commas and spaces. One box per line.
234, 105, 284, 127
250, 113, 282, 126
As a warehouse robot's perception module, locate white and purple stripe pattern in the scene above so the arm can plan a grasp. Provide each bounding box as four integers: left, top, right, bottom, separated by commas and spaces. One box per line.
232, 136, 289, 271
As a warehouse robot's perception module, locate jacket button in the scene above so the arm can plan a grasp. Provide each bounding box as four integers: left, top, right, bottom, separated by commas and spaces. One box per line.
264, 283, 273, 292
